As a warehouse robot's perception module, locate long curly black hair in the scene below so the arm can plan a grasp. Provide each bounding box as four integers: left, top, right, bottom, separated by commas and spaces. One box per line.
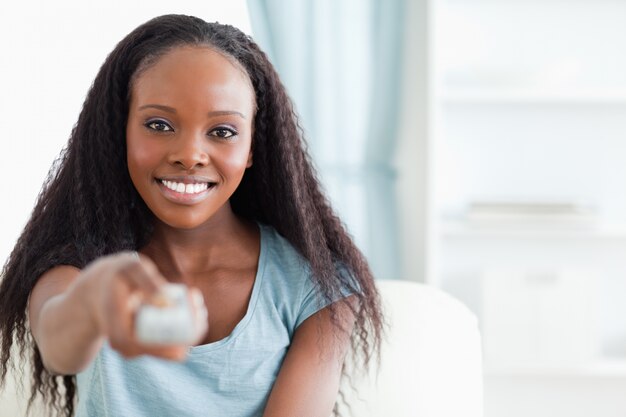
0, 14, 383, 416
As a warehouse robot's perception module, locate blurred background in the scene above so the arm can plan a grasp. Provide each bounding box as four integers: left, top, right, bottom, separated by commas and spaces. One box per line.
2, 0, 626, 416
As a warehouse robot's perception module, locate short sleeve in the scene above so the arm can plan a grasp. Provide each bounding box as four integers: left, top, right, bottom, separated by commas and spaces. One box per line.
294, 264, 358, 329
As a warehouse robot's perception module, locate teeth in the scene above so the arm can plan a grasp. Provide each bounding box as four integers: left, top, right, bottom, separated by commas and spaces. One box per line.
161, 180, 210, 194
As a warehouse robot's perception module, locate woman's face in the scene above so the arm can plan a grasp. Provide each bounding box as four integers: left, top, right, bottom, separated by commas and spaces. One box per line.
126, 46, 255, 230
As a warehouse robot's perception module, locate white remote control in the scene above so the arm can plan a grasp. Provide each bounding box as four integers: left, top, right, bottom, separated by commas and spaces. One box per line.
135, 284, 207, 345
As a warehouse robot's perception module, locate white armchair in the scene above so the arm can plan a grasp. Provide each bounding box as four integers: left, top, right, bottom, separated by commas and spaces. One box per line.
338, 279, 483, 417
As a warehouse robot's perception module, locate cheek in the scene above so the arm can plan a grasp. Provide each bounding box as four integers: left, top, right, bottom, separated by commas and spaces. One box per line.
128, 145, 157, 169
220, 144, 252, 176
126, 143, 161, 219
126, 131, 161, 180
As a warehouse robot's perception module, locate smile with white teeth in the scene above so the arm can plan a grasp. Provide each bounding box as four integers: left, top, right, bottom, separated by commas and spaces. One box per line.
159, 179, 213, 194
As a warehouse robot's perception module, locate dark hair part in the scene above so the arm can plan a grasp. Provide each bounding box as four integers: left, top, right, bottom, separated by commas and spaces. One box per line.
0, 14, 383, 416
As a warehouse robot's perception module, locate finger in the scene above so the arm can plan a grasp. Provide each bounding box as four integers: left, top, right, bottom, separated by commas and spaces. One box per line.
106, 276, 138, 354
124, 289, 189, 361
108, 292, 181, 361
134, 253, 166, 281
115, 329, 187, 360
113, 253, 168, 315
110, 340, 142, 359
104, 253, 185, 361
127, 291, 143, 312
138, 345, 188, 362
117, 253, 167, 296
112, 332, 187, 361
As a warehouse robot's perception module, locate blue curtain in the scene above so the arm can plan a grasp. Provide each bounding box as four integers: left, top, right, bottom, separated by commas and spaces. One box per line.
247, 0, 405, 280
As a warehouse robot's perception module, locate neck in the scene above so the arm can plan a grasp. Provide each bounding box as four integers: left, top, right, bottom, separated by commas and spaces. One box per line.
141, 208, 258, 279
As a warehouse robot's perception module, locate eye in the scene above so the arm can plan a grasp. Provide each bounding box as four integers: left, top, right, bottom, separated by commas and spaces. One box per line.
145, 120, 173, 132
209, 126, 237, 139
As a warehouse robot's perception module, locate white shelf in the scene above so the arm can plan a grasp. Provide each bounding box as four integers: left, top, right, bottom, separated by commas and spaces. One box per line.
441, 220, 626, 240
441, 89, 626, 105
485, 359, 626, 378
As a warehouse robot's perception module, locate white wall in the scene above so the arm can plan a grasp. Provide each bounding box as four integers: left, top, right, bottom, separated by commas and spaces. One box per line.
0, 0, 251, 263
0, 2, 250, 414
435, 0, 626, 416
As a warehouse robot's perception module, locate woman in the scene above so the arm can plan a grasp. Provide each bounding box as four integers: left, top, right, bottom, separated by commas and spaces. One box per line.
0, 14, 383, 417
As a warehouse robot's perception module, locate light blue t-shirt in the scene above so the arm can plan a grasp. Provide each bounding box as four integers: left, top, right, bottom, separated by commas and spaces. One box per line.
76, 223, 350, 417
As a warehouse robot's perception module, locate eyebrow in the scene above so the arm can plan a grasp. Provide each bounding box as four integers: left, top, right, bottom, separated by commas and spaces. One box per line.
137, 104, 246, 119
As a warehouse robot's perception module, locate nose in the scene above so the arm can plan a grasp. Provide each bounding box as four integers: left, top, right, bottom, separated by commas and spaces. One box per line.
167, 130, 210, 170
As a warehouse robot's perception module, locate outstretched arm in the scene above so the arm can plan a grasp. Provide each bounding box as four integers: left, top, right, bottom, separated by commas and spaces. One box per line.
262, 296, 356, 417
29, 253, 194, 375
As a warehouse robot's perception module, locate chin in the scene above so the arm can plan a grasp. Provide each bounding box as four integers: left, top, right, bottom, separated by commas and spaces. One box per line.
148, 199, 232, 230
153, 211, 213, 230
166, 218, 210, 230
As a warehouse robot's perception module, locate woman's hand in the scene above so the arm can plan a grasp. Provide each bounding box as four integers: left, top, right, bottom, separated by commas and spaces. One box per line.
30, 251, 209, 374
75, 252, 206, 361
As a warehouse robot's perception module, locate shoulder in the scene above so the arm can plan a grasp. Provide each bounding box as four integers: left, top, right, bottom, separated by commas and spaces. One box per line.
258, 224, 314, 310
258, 224, 357, 329
260, 224, 310, 280
259, 223, 358, 292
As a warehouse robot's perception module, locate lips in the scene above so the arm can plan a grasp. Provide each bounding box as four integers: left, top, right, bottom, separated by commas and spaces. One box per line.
155, 178, 216, 205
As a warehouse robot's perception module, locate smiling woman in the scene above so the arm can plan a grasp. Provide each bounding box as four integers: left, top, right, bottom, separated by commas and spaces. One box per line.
0, 14, 383, 417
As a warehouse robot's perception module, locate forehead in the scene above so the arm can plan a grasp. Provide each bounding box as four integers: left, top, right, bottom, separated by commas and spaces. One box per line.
130, 46, 255, 115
